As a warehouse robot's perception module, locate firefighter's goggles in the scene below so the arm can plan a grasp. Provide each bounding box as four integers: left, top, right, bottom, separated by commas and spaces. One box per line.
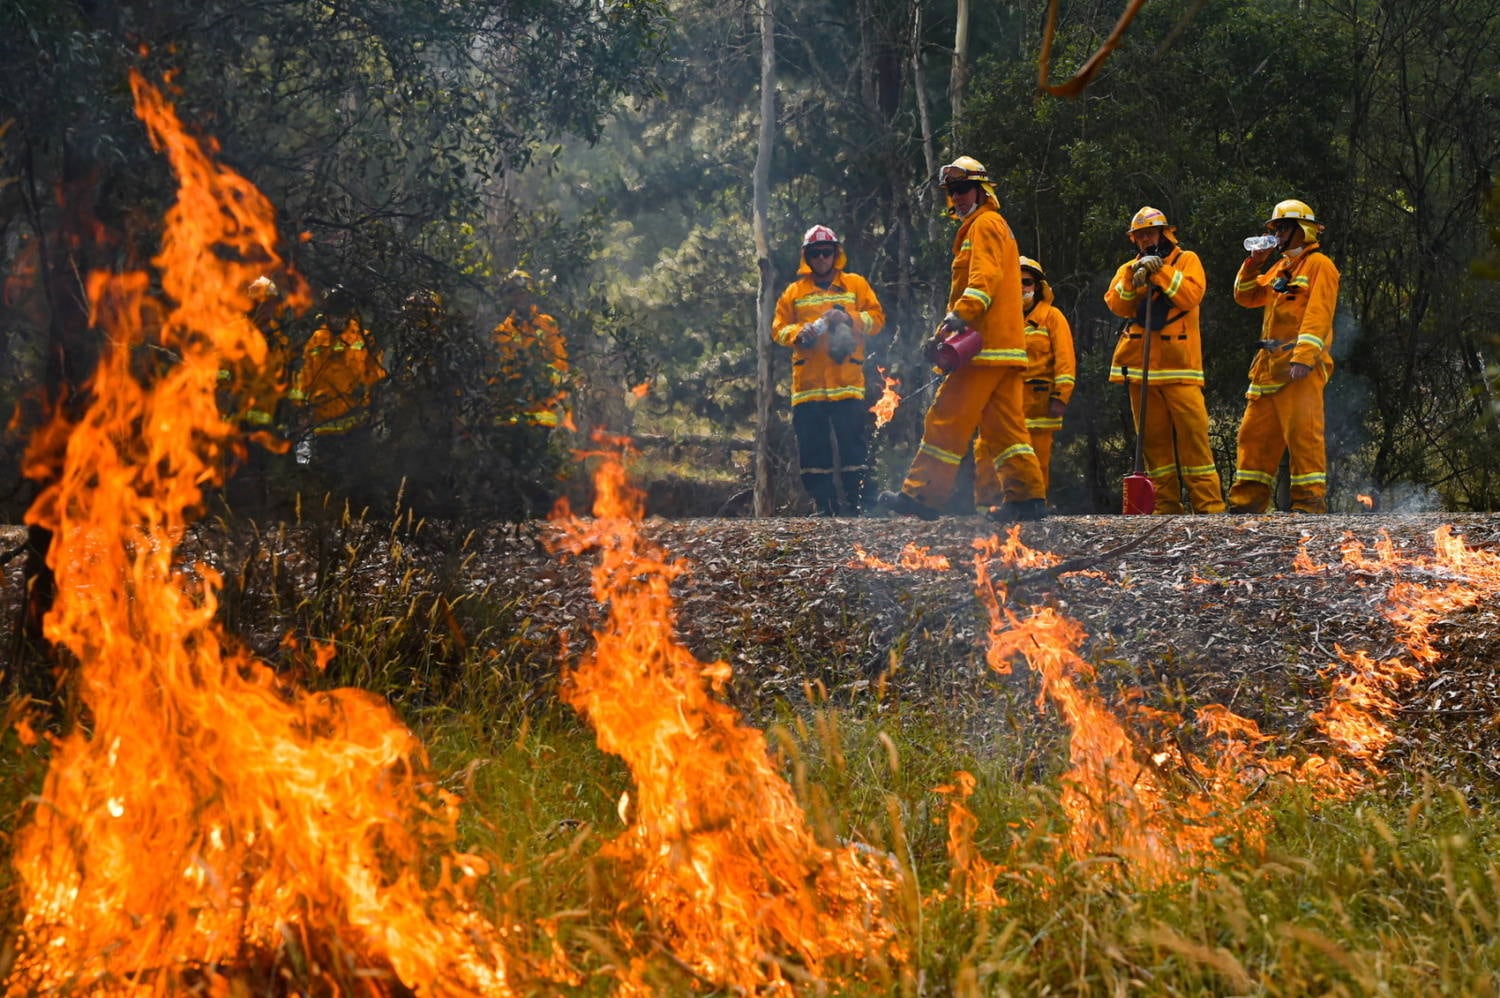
804, 246, 836, 259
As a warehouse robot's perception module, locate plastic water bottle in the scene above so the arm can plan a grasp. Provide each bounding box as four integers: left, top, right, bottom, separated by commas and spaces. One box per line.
1243, 234, 1279, 252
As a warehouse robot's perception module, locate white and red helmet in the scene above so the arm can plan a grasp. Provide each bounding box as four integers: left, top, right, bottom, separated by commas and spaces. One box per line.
801, 224, 839, 249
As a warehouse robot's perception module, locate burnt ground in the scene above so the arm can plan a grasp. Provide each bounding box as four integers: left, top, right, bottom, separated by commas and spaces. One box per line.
4, 511, 1499, 792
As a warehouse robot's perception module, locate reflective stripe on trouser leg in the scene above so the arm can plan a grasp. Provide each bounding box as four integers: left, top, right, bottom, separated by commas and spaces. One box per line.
793, 401, 840, 513
1229, 394, 1285, 513
830, 397, 871, 511
904, 365, 1043, 506
1159, 383, 1224, 513
1283, 374, 1328, 512
1132, 382, 1224, 513
1021, 384, 1057, 498
1131, 382, 1183, 514
986, 426, 1055, 502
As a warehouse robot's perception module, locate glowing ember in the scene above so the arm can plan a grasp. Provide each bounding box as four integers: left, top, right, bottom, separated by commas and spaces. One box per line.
630, 381, 650, 398
553, 439, 901, 992
870, 366, 901, 429
8, 73, 508, 993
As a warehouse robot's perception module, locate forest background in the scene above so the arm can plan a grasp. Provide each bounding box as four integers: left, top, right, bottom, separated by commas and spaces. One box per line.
2, 0, 1499, 524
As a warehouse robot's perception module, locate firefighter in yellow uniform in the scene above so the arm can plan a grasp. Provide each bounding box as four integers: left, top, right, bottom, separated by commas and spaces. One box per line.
1228, 199, 1341, 514
1104, 206, 1225, 514
289, 285, 387, 452
880, 156, 1046, 522
493, 302, 570, 429
772, 224, 886, 515
218, 275, 291, 431
975, 255, 1074, 504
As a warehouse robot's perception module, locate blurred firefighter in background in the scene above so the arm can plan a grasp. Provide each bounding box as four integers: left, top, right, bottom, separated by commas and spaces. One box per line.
772, 223, 886, 516
217, 274, 294, 511
880, 156, 1047, 523
1228, 199, 1340, 514
1104, 206, 1225, 514
287, 285, 387, 496
974, 254, 1074, 506
493, 270, 571, 430
490, 270, 572, 516
218, 275, 291, 433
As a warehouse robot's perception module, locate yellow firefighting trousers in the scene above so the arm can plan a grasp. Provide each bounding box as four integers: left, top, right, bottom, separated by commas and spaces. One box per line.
1228, 371, 1328, 513
1128, 381, 1225, 514
904, 365, 1044, 507
976, 381, 1061, 504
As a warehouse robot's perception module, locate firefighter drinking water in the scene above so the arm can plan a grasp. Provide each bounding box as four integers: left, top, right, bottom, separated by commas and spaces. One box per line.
772, 224, 886, 516
1104, 206, 1225, 514
1228, 199, 1341, 514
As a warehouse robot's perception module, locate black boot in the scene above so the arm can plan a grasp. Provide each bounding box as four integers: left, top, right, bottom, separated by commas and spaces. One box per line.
986, 498, 1047, 523
875, 490, 941, 521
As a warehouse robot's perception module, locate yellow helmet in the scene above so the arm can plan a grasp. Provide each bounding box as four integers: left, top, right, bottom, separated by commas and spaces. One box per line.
937, 156, 999, 207
1265, 198, 1324, 241
1265, 199, 1321, 227
1018, 255, 1045, 280
1128, 205, 1172, 234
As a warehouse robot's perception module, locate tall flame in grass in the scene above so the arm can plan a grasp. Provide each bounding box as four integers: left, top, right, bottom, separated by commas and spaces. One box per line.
553, 440, 901, 992
7, 73, 507, 994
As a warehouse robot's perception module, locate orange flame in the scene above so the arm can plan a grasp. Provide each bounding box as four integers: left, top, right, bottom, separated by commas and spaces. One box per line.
932, 771, 1008, 907
851, 542, 952, 572
552, 440, 901, 991
1297, 526, 1500, 788
8, 73, 509, 993
1357, 493, 1374, 509
972, 537, 1289, 887
870, 366, 901, 429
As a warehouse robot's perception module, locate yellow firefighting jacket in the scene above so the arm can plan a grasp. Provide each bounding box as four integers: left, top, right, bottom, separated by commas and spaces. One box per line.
947, 201, 1026, 367
772, 248, 885, 406
493, 306, 570, 426
1233, 243, 1340, 397
1022, 284, 1076, 423
218, 311, 291, 429
1104, 243, 1207, 385
290, 317, 387, 435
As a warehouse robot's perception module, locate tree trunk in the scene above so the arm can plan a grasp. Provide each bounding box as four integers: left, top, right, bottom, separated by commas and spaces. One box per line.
950, 0, 970, 132
912, 3, 939, 245
752, 0, 777, 518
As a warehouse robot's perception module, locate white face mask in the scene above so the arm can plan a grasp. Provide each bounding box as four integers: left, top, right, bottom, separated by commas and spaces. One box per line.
1022, 289, 1035, 304
956, 200, 977, 218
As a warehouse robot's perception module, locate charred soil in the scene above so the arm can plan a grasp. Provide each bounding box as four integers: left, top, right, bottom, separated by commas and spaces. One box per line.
5, 511, 1498, 792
